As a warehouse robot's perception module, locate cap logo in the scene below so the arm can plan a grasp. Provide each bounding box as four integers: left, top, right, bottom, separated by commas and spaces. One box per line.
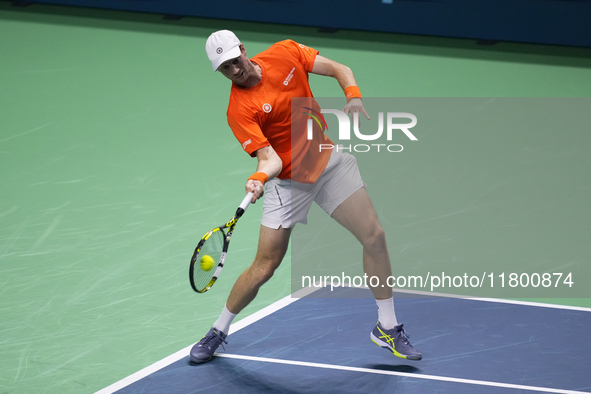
216, 47, 223, 54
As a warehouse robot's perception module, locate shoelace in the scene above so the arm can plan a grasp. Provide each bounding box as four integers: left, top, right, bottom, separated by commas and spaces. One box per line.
397, 326, 411, 344
201, 332, 228, 350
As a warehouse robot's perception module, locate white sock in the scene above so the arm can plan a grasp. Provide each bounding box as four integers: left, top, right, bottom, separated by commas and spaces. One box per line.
213, 305, 237, 335
376, 297, 398, 330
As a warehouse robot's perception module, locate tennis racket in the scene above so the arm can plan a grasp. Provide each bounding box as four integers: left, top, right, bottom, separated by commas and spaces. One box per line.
189, 192, 254, 293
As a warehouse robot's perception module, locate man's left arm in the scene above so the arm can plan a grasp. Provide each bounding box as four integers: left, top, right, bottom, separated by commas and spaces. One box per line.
310, 55, 370, 121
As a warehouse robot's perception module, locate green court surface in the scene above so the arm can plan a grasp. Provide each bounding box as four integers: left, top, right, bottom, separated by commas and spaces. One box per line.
1, 3, 590, 393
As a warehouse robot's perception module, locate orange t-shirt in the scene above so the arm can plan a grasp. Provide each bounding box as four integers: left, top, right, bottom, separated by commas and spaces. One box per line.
227, 40, 333, 184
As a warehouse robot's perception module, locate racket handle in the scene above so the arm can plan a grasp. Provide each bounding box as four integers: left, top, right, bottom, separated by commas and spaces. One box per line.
239, 192, 254, 212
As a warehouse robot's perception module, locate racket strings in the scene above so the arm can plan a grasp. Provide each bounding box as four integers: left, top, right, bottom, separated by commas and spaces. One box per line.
193, 230, 225, 290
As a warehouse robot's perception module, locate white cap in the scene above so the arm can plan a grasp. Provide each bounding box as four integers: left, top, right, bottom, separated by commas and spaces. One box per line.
206, 30, 241, 71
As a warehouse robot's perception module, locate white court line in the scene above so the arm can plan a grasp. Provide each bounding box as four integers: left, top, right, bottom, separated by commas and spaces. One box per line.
93, 286, 318, 394
95, 286, 589, 393
215, 353, 587, 394
388, 287, 591, 312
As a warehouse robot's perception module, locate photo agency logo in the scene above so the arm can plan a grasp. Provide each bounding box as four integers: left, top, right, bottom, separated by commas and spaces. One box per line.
303, 107, 418, 152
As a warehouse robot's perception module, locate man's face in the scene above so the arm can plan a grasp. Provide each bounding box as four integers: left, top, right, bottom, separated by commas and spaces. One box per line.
217, 45, 253, 85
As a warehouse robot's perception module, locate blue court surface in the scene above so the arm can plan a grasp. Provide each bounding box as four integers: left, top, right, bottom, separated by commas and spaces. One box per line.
100, 287, 591, 394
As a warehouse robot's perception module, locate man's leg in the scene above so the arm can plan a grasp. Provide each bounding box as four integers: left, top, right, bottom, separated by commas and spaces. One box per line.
331, 187, 392, 300
226, 225, 292, 314
190, 224, 291, 363
331, 187, 422, 360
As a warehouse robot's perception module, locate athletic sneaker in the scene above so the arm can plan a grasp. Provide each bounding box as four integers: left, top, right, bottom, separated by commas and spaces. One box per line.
370, 322, 422, 360
189, 327, 227, 364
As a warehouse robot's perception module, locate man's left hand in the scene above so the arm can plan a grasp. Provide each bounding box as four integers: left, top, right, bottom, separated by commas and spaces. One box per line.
343, 98, 370, 128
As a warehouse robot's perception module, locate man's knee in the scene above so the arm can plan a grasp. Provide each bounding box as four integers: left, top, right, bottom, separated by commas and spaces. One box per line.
250, 258, 281, 285
363, 223, 387, 250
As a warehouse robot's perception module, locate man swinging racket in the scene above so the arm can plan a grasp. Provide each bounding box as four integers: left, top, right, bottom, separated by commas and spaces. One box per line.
190, 30, 422, 363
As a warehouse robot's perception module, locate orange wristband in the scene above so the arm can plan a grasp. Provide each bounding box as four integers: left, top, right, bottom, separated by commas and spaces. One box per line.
248, 171, 269, 185
344, 85, 362, 101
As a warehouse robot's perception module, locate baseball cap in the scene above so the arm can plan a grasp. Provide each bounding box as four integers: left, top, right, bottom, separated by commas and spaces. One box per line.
205, 30, 241, 71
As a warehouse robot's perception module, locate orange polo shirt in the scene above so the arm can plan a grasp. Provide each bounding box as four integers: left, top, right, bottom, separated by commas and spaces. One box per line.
226, 40, 333, 184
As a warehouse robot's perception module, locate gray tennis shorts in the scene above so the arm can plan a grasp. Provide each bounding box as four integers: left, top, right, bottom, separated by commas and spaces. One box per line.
261, 149, 365, 229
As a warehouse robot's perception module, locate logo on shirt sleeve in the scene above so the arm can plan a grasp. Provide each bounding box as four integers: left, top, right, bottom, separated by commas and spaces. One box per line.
242, 139, 252, 150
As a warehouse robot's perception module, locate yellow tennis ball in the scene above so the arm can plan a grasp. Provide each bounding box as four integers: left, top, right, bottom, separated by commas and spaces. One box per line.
200, 255, 215, 271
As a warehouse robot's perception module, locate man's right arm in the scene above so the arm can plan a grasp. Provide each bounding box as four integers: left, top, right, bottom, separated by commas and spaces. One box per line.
245, 145, 282, 202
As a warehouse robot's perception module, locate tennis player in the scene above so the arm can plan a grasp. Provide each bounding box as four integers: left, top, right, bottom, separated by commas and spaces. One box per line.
191, 30, 422, 363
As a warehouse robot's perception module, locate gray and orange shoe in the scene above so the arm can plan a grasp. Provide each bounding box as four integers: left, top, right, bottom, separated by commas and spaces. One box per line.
370, 322, 422, 360
190, 327, 227, 364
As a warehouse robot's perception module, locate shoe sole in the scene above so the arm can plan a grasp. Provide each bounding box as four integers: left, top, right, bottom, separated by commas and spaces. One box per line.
189, 355, 213, 364
370, 332, 422, 361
